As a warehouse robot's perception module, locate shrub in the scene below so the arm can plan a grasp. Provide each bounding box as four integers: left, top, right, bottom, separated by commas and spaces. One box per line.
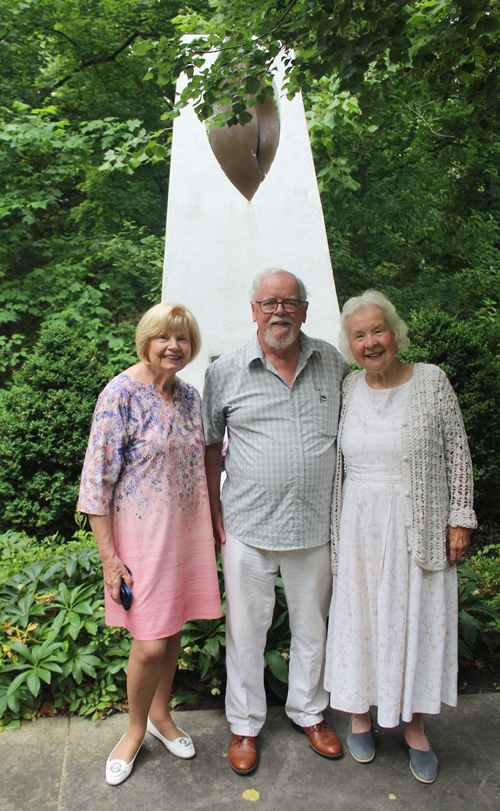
0, 524, 130, 728
0, 323, 119, 537
402, 310, 500, 520
0, 519, 291, 726
457, 563, 500, 661
467, 544, 500, 613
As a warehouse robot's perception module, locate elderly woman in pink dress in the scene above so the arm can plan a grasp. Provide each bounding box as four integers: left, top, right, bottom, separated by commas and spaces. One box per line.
324, 290, 476, 784
78, 302, 221, 786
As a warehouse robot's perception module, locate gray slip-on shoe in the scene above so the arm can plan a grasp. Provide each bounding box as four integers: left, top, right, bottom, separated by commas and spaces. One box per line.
346, 714, 375, 763
405, 740, 438, 784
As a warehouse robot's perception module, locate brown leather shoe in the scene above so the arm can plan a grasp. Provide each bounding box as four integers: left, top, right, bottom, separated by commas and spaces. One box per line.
227, 733, 258, 774
292, 720, 343, 759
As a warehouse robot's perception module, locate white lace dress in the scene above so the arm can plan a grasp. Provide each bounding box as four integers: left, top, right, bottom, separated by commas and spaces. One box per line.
324, 374, 457, 727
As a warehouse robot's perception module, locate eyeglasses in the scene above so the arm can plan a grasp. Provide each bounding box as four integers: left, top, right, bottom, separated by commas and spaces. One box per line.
253, 299, 307, 314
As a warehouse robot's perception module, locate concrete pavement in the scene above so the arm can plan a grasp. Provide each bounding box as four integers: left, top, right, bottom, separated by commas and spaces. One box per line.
1, 695, 499, 811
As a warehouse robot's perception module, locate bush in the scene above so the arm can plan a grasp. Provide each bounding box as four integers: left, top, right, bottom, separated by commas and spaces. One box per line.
467, 544, 500, 615
457, 563, 500, 662
402, 310, 500, 520
0, 523, 130, 728
0, 520, 290, 727
0, 323, 119, 537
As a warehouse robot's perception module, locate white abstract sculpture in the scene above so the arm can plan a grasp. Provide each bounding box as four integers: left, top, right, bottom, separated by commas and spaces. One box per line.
162, 52, 342, 394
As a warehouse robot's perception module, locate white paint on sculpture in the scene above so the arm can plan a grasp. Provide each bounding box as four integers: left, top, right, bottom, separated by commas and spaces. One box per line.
162, 50, 342, 394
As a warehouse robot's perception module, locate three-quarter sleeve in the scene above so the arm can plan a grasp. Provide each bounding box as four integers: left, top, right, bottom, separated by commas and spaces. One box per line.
441, 374, 477, 529
78, 383, 129, 515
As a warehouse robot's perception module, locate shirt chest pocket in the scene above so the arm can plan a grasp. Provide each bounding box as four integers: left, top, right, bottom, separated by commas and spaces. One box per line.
316, 390, 339, 437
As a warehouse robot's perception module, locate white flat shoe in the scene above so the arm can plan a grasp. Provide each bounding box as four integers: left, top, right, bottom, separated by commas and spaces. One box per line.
147, 718, 195, 759
105, 733, 143, 786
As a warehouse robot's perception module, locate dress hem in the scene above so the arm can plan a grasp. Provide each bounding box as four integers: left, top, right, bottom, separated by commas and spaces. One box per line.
105, 611, 223, 641
328, 696, 458, 727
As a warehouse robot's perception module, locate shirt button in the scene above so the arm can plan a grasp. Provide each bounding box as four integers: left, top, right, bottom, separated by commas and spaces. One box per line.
402, 455, 409, 462
402, 421, 408, 427
405, 490, 410, 497
405, 521, 411, 528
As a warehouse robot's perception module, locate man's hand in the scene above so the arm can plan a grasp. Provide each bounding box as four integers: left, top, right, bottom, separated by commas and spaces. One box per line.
211, 507, 226, 552
205, 441, 225, 551
446, 526, 470, 566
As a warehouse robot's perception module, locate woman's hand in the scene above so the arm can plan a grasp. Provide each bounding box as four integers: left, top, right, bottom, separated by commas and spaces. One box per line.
102, 555, 133, 604
88, 514, 133, 604
446, 526, 470, 565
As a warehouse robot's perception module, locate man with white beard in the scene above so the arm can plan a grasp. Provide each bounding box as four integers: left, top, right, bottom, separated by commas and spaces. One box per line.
203, 269, 350, 774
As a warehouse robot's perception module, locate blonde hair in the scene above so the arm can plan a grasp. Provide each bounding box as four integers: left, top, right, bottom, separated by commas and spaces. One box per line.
339, 289, 409, 363
135, 302, 202, 364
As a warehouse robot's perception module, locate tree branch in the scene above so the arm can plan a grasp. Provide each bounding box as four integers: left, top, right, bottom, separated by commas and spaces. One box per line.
398, 98, 455, 138
46, 30, 141, 95
42, 27, 81, 48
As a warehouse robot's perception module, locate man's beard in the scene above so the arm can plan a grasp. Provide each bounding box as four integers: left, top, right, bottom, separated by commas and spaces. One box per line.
264, 320, 295, 349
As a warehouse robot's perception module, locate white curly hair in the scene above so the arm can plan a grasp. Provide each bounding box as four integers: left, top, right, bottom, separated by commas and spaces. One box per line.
338, 289, 410, 363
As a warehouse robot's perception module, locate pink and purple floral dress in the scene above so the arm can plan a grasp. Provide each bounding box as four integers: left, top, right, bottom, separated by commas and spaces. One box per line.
78, 373, 221, 640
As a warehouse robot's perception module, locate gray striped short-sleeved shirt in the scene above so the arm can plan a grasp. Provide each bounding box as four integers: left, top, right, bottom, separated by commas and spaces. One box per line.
202, 332, 350, 551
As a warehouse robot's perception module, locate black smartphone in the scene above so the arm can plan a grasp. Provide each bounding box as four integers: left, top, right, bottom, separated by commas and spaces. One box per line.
120, 565, 132, 611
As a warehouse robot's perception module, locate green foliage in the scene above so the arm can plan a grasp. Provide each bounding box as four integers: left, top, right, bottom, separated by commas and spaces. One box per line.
174, 568, 290, 706
402, 309, 500, 520
0, 0, 187, 384
0, 100, 166, 383
304, 76, 500, 329
457, 559, 500, 662
0, 530, 60, 584
143, 1, 500, 139
0, 322, 118, 537
174, 616, 227, 708
0, 527, 130, 728
0, 523, 290, 727
467, 544, 500, 615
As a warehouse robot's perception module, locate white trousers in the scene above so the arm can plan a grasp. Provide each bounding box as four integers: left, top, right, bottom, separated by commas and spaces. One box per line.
222, 532, 333, 735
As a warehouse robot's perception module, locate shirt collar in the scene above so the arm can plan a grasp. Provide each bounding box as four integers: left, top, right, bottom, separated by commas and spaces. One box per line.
245, 331, 321, 368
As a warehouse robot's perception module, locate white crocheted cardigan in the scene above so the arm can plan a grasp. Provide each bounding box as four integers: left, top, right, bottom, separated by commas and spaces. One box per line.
330, 363, 477, 574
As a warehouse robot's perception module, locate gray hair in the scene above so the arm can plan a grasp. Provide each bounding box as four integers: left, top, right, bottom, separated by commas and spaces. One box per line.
250, 268, 308, 301
338, 289, 410, 363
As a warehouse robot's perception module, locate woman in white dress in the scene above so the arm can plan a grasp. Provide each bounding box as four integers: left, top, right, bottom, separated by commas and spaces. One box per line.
324, 290, 476, 784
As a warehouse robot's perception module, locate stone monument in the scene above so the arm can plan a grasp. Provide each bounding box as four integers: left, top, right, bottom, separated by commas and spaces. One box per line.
162, 51, 342, 394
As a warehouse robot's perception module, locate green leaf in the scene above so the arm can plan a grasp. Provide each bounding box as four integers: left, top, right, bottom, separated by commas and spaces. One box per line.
203, 637, 220, 658
198, 652, 210, 680
37, 667, 52, 684
27, 671, 41, 696
51, 611, 67, 635
265, 670, 288, 701
264, 649, 289, 684
68, 623, 81, 640
7, 671, 29, 696
132, 40, 153, 56
68, 611, 81, 627
66, 558, 77, 578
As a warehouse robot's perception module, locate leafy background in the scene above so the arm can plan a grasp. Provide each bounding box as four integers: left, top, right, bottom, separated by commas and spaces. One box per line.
1, 0, 500, 727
